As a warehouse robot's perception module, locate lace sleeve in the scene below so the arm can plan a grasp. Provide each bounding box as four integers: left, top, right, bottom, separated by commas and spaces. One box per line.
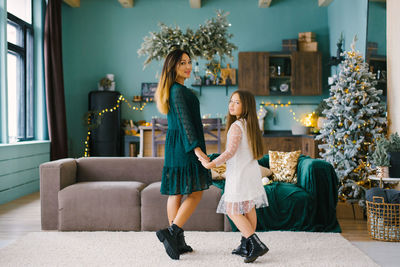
172, 86, 199, 152
213, 123, 242, 167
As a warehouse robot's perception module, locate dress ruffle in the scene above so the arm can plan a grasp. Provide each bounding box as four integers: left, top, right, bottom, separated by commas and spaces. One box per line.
160, 162, 212, 195
216, 192, 269, 215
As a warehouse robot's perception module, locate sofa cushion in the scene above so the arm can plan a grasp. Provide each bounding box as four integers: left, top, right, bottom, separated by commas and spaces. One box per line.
141, 182, 224, 231
269, 150, 301, 183
75, 157, 164, 184
58, 181, 146, 231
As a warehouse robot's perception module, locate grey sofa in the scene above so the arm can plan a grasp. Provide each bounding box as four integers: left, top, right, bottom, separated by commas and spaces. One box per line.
40, 157, 228, 231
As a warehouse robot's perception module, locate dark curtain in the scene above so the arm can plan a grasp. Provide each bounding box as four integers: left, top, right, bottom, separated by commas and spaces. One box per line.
44, 0, 68, 160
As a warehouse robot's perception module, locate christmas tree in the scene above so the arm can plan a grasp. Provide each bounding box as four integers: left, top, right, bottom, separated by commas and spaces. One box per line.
137, 10, 237, 67
316, 37, 387, 206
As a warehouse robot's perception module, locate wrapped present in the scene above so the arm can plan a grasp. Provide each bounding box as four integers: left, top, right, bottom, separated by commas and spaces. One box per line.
282, 39, 298, 51
299, 41, 318, 52
298, 32, 316, 42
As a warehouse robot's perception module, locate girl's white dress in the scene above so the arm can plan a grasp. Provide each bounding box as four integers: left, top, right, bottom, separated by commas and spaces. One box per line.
213, 119, 269, 215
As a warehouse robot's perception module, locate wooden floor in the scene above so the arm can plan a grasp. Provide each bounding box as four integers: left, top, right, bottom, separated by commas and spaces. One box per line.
0, 191, 372, 245
0, 192, 42, 247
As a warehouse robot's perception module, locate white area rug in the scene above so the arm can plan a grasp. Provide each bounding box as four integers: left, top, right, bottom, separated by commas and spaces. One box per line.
0, 231, 378, 267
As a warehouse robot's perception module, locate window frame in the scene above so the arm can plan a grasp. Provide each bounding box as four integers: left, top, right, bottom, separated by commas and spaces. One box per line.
7, 11, 34, 142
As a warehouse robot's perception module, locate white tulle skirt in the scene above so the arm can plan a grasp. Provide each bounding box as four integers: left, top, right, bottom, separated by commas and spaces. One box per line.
216, 192, 269, 215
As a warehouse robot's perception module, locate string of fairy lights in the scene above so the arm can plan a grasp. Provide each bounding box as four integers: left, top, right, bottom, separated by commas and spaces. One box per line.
260, 100, 317, 126
84, 94, 148, 157
84, 97, 317, 157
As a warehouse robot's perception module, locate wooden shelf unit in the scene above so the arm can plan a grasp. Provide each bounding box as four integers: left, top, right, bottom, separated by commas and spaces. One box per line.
238, 51, 322, 96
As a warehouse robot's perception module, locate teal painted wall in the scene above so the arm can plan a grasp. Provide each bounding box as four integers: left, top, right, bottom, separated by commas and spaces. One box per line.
0, 141, 50, 204
327, 0, 368, 58
367, 1, 386, 56
61, 0, 369, 158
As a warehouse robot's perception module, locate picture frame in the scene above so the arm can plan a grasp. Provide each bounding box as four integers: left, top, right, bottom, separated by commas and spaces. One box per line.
141, 82, 158, 99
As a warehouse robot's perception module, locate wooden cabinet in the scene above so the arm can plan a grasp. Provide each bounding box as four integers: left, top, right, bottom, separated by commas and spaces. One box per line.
263, 137, 301, 153
263, 136, 320, 158
292, 52, 322, 95
238, 51, 322, 96
238, 52, 269, 95
301, 137, 320, 158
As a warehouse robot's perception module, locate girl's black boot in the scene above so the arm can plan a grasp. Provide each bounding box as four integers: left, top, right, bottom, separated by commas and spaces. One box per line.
244, 234, 269, 263
176, 226, 193, 254
232, 236, 248, 257
156, 224, 181, 260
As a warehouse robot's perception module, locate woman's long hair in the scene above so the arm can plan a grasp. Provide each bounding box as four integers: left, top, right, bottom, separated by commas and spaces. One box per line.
155, 49, 190, 114
225, 90, 264, 159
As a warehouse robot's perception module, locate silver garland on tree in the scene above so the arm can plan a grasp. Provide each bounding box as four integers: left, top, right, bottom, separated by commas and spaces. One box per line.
137, 10, 237, 67
316, 36, 387, 206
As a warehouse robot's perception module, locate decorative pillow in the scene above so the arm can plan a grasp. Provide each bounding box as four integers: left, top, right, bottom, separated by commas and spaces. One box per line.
269, 150, 301, 183
211, 164, 226, 180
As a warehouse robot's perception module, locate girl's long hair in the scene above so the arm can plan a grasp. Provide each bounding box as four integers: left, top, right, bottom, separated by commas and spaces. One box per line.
155, 49, 190, 114
225, 90, 264, 159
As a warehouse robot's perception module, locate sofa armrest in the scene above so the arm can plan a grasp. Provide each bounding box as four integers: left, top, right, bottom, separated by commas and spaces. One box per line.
297, 157, 340, 231
40, 158, 77, 230
296, 157, 338, 198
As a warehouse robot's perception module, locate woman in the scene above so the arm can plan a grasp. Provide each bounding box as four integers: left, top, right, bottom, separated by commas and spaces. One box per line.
155, 49, 212, 260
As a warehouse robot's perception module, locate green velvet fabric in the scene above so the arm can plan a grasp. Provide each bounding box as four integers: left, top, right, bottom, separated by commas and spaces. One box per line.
210, 154, 341, 232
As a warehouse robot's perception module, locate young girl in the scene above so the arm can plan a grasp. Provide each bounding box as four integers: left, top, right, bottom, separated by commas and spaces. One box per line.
200, 90, 269, 263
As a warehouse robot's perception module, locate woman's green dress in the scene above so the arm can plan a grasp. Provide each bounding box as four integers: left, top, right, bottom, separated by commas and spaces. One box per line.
160, 82, 212, 195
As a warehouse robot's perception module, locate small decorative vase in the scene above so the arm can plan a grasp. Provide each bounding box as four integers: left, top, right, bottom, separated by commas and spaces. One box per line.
376, 166, 389, 188
291, 124, 308, 135
377, 166, 389, 179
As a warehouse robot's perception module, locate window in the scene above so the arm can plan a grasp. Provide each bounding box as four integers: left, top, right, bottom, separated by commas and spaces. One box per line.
6, 0, 34, 143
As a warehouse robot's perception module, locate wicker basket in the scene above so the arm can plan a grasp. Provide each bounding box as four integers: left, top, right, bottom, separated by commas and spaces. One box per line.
366, 196, 400, 242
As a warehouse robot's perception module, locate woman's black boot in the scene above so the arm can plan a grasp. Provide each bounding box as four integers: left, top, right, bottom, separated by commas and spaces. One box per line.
232, 236, 248, 257
156, 224, 181, 260
176, 227, 193, 254
244, 234, 269, 263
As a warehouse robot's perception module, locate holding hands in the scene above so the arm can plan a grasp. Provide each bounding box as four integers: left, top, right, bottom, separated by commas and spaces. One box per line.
194, 147, 215, 169
200, 159, 216, 170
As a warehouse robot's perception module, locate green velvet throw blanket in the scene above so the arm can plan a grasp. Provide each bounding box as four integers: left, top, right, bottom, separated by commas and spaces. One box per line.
210, 154, 341, 233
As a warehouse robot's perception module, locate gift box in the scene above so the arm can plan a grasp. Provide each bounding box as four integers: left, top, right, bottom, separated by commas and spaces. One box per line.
282, 39, 298, 51
298, 32, 316, 42
299, 41, 318, 52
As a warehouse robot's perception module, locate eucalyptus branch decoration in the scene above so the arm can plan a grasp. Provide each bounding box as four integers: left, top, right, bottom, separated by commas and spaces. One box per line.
194, 10, 237, 61
137, 24, 196, 67
137, 10, 237, 68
